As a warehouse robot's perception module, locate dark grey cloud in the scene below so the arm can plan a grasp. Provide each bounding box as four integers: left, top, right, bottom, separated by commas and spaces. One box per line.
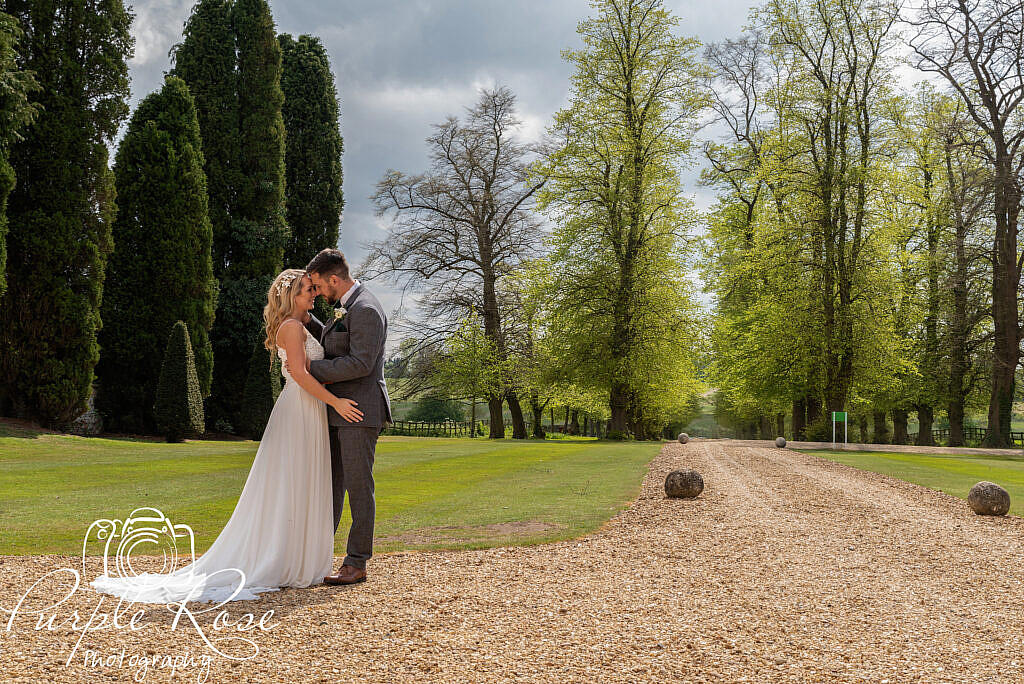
125, 0, 760, 329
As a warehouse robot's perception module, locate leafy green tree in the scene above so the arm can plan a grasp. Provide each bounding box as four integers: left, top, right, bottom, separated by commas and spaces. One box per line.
0, 11, 38, 299
0, 0, 132, 426
239, 341, 280, 439
762, 0, 902, 414
154, 321, 205, 442
96, 76, 216, 433
279, 33, 343, 268
407, 396, 465, 422
206, 0, 288, 431
535, 0, 705, 438
430, 313, 506, 428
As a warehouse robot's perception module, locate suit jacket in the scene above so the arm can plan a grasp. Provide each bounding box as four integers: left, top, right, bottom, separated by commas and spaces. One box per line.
305, 285, 392, 429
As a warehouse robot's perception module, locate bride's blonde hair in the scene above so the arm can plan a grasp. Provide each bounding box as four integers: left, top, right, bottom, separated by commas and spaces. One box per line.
263, 268, 308, 352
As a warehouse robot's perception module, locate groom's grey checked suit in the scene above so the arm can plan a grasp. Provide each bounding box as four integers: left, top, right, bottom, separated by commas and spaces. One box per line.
304, 283, 392, 570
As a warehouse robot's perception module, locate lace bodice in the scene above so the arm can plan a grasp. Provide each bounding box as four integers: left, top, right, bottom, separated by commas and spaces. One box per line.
277, 323, 324, 384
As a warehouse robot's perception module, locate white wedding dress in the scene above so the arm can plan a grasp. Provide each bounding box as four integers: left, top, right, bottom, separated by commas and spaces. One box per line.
91, 325, 334, 603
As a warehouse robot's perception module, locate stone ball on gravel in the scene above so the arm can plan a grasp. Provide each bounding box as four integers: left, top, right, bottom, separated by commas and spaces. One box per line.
968, 481, 1010, 516
665, 469, 703, 498
775, 436, 787, 448
677, 433, 689, 444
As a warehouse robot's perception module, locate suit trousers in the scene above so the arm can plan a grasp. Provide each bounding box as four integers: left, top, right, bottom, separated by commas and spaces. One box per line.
329, 426, 379, 569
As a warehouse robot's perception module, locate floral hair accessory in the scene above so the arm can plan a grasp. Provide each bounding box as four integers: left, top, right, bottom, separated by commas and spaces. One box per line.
275, 272, 300, 296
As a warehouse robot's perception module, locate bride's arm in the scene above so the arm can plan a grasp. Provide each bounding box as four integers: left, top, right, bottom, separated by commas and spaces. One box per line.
277, 322, 363, 423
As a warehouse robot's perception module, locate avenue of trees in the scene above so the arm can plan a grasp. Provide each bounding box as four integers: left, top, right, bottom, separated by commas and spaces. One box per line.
703, 0, 1024, 447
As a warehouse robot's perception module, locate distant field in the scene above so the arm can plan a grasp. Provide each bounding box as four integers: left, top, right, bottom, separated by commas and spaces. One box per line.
0, 424, 660, 555
801, 448, 1024, 516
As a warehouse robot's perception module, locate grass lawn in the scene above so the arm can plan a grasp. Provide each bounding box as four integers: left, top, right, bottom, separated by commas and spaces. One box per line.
0, 422, 660, 555
800, 448, 1024, 516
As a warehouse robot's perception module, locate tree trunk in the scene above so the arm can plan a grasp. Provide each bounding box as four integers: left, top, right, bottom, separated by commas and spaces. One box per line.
758, 414, 771, 440
792, 397, 807, 440
609, 381, 629, 434
629, 412, 646, 440
872, 410, 889, 444
568, 410, 580, 436
529, 394, 545, 439
487, 395, 504, 439
806, 396, 822, 427
947, 398, 965, 447
776, 413, 785, 439
944, 142, 972, 450
470, 397, 476, 436
915, 405, 934, 446
892, 408, 908, 445
920, 165, 941, 449
563, 406, 570, 432
858, 414, 868, 443
506, 391, 527, 439
985, 152, 1022, 447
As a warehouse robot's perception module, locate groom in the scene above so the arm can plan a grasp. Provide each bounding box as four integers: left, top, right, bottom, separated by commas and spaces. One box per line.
292, 248, 392, 586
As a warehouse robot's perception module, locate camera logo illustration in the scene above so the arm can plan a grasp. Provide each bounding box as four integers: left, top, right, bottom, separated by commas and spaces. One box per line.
82, 507, 196, 583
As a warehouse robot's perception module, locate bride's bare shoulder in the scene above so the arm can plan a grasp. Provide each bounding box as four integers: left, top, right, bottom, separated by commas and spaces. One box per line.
277, 318, 307, 346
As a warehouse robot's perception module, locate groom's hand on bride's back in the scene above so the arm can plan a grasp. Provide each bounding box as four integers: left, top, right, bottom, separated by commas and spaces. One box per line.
283, 356, 306, 377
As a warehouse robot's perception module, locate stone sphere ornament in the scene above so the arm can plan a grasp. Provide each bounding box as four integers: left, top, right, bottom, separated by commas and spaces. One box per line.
665, 469, 704, 498
968, 481, 1010, 516
775, 436, 787, 448
677, 433, 689, 444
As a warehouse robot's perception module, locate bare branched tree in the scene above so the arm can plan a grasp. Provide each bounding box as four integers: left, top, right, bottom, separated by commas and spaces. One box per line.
363, 86, 544, 439
702, 31, 775, 224
909, 0, 1024, 446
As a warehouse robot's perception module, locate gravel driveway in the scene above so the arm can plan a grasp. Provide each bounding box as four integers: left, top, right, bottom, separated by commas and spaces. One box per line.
3, 440, 1024, 682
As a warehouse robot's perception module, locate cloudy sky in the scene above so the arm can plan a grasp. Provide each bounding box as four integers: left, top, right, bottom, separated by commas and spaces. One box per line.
126, 0, 762, 316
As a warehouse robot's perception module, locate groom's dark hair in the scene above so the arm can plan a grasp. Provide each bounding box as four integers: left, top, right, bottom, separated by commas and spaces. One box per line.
306, 248, 351, 281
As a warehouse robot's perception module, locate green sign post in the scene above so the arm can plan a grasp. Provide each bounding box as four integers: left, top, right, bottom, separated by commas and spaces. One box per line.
831, 411, 847, 449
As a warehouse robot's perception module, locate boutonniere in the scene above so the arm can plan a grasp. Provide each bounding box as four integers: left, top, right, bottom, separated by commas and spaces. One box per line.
331, 306, 347, 331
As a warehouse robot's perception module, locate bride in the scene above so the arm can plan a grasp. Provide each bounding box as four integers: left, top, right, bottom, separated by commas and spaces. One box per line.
91, 269, 363, 603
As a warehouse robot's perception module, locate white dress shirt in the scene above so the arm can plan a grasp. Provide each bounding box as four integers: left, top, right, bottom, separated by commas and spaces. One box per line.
338, 279, 361, 307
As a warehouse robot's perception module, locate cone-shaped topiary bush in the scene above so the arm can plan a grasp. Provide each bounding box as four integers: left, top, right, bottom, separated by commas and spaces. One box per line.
154, 321, 205, 442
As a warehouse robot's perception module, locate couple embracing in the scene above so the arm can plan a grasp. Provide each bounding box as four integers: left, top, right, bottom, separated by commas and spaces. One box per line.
92, 249, 391, 603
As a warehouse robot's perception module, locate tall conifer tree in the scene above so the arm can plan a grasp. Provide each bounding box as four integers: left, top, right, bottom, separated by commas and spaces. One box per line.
173, 0, 287, 430
208, 0, 288, 430
96, 76, 216, 433
0, 12, 38, 299
279, 33, 343, 268
0, 0, 132, 425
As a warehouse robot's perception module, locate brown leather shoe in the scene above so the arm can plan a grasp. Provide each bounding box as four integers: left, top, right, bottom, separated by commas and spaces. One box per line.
323, 564, 366, 585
